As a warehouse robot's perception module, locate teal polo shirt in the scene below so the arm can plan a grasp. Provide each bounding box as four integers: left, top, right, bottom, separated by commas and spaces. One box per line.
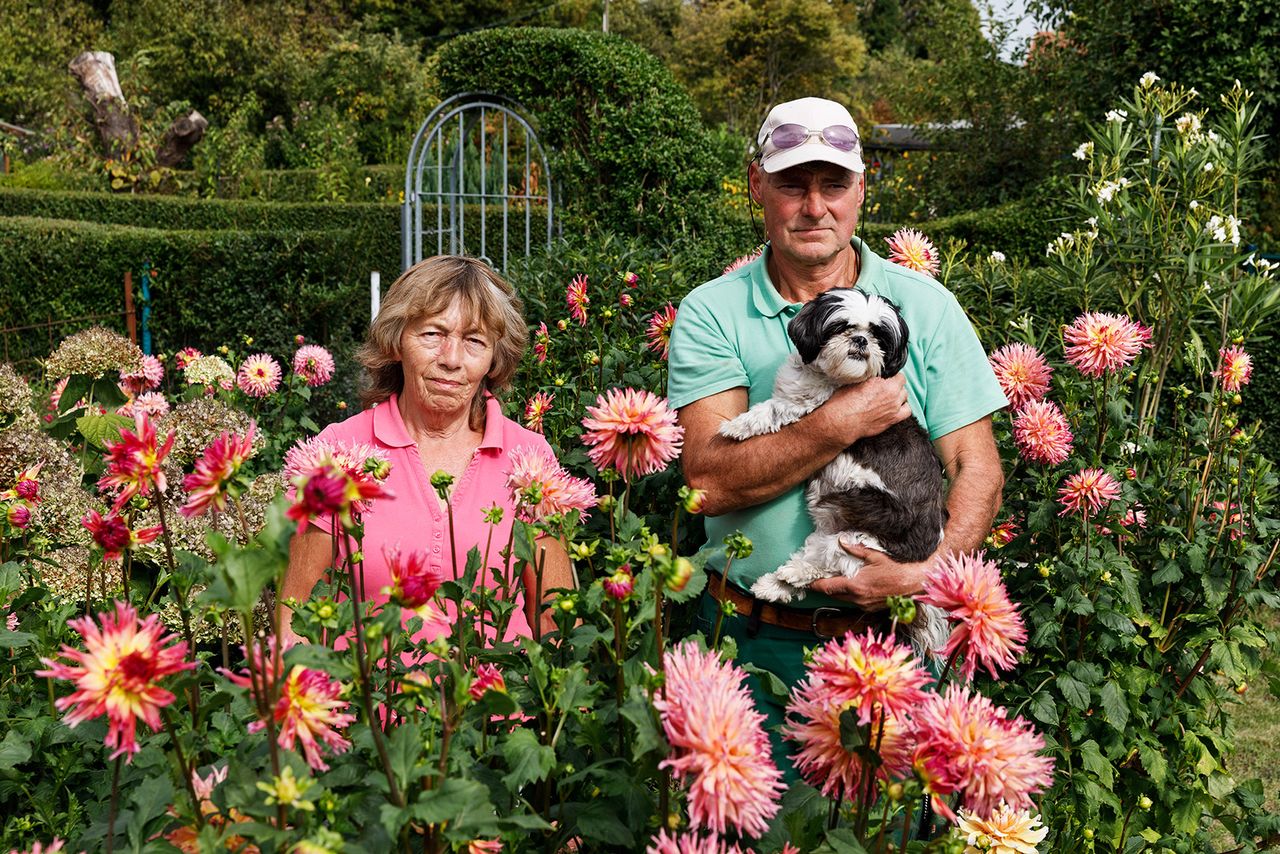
667, 238, 1008, 605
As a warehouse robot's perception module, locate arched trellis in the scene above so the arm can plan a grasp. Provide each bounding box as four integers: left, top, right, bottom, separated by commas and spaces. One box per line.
402, 93, 555, 273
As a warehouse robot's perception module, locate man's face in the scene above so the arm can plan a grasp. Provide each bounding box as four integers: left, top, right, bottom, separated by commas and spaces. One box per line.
750, 161, 864, 267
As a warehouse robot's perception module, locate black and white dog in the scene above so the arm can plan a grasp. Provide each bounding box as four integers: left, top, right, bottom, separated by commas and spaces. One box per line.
718, 288, 947, 651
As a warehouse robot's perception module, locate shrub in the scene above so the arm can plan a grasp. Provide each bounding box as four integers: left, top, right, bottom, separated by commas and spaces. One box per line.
432, 27, 724, 239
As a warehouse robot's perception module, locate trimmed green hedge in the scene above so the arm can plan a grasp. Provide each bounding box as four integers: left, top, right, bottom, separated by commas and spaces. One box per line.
434, 28, 723, 239
0, 188, 398, 233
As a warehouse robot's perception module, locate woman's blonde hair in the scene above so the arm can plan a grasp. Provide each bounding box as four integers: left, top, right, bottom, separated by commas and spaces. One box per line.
358, 256, 528, 428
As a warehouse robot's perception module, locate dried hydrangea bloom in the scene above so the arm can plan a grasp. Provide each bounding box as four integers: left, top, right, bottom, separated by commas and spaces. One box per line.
44, 326, 143, 379
183, 355, 236, 391
0, 363, 33, 423
160, 398, 258, 466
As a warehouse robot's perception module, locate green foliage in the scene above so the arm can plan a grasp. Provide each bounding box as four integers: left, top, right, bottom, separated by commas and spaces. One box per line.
432, 27, 724, 239
0, 0, 102, 128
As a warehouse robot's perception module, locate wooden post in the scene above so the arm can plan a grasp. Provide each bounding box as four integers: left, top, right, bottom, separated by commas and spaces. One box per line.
1, 152, 8, 174
123, 271, 137, 344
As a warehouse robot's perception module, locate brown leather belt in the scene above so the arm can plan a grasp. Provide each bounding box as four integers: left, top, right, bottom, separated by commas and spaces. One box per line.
705, 570, 887, 639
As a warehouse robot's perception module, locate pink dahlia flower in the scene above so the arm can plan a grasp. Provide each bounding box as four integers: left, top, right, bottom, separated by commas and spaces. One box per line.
36, 601, 195, 762
566, 274, 590, 326
173, 347, 202, 370
118, 391, 170, 419
1217, 346, 1252, 393
1013, 400, 1073, 466
81, 509, 163, 561
6, 503, 31, 530
581, 388, 684, 482
919, 552, 1027, 682
533, 321, 550, 364
384, 545, 446, 614
646, 831, 750, 854
505, 445, 597, 523
646, 304, 678, 361
655, 642, 784, 839
292, 345, 335, 387
803, 629, 932, 725
469, 663, 507, 700
261, 666, 357, 772
886, 227, 941, 276
912, 684, 1054, 821
523, 391, 554, 433
120, 354, 164, 395
988, 518, 1020, 548
602, 563, 634, 600
989, 344, 1053, 411
237, 353, 282, 397
181, 425, 256, 518
8, 840, 66, 854
1062, 312, 1151, 378
785, 694, 913, 801
284, 437, 393, 530
723, 246, 764, 275
97, 412, 176, 511
467, 841, 503, 854
1057, 467, 1122, 517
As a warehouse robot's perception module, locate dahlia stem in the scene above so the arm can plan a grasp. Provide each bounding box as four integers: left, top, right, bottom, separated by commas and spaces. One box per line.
106, 754, 121, 854
898, 797, 915, 853
937, 646, 963, 690
162, 706, 205, 830
532, 546, 547, 644
710, 555, 737, 650
613, 598, 625, 755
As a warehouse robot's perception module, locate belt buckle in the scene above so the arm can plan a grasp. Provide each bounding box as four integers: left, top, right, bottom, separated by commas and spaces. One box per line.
810, 606, 844, 640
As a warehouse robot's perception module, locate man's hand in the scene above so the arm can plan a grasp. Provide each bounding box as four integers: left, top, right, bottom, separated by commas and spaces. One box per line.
809, 540, 931, 611
815, 374, 912, 447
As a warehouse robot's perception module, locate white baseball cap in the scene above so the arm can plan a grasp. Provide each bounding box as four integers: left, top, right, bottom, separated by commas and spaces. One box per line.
756, 97, 864, 174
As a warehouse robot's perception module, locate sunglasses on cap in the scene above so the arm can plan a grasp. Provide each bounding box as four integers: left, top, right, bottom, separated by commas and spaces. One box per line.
762, 123, 861, 153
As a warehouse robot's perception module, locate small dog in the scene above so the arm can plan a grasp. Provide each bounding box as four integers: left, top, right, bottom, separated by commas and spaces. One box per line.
718, 288, 948, 652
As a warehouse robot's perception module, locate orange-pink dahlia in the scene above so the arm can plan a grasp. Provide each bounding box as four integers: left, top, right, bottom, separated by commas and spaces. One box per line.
655, 642, 784, 839
785, 694, 913, 800
1217, 346, 1252, 393
804, 629, 933, 725
723, 246, 764, 276
567, 274, 590, 326
180, 425, 257, 518
989, 344, 1053, 411
581, 388, 683, 482
646, 304, 678, 361
36, 601, 196, 761
919, 552, 1027, 682
505, 445, 597, 522
886, 227, 941, 276
1013, 400, 1073, 466
646, 831, 750, 854
912, 684, 1054, 821
1057, 468, 1122, 517
1062, 312, 1151, 378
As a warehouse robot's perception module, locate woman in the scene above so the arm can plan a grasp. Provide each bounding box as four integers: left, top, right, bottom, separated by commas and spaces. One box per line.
283, 255, 573, 640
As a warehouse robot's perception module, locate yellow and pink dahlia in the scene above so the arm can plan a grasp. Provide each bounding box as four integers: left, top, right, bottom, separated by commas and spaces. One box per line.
1057, 468, 1122, 517
804, 629, 933, 724
989, 344, 1053, 411
1217, 346, 1252, 393
180, 424, 257, 518
957, 804, 1049, 854
1012, 400, 1073, 466
263, 665, 357, 772
36, 601, 196, 761
919, 552, 1027, 682
384, 545, 445, 614
886, 228, 941, 276
1062, 312, 1151, 378
97, 412, 176, 511
646, 304, 678, 361
911, 684, 1054, 822
655, 642, 784, 839
533, 322, 550, 364
581, 388, 683, 482
237, 353, 282, 397
785, 695, 913, 801
120, 354, 164, 395
469, 663, 506, 700
602, 563, 634, 600
523, 391, 554, 433
566, 274, 590, 326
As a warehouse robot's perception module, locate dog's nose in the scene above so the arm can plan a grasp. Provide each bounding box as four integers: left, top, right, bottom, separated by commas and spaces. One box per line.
851, 335, 868, 348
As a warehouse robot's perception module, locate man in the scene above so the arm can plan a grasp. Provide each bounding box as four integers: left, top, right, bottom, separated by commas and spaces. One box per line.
667, 96, 1007, 763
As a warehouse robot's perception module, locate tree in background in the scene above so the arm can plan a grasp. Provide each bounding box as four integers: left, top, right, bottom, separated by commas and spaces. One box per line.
0, 0, 102, 129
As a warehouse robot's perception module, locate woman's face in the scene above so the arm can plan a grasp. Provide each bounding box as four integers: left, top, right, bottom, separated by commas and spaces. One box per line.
398, 299, 495, 421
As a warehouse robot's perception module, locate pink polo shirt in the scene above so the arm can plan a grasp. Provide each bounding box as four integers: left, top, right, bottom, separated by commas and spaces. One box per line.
312, 393, 554, 642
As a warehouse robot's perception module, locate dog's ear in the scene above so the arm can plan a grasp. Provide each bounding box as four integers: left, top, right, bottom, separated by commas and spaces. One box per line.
870, 296, 910, 378
787, 292, 839, 363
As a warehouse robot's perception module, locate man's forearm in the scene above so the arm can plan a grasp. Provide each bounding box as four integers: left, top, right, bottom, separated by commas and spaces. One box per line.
937, 461, 1004, 558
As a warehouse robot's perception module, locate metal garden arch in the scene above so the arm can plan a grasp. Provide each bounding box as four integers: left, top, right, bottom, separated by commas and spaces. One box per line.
401, 93, 555, 273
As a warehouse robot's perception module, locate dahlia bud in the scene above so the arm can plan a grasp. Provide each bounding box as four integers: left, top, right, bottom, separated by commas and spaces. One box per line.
337, 401, 348, 410
724, 532, 754, 560
667, 557, 695, 592
469, 663, 506, 700
647, 542, 669, 559
603, 564, 634, 601
557, 594, 578, 613
1126, 467, 1137, 480
556, 319, 568, 332
364, 456, 392, 480
619, 293, 633, 308
1037, 563, 1052, 578
15, 479, 39, 502
601, 309, 614, 320
1138, 795, 1152, 810
623, 271, 639, 287
7, 504, 31, 529
295, 335, 306, 345
679, 486, 708, 515
429, 470, 455, 500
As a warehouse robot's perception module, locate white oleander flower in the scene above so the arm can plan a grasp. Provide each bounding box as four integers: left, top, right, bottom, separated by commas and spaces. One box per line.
1105, 109, 1128, 123
1140, 72, 1160, 88
989, 251, 1007, 264
1072, 141, 1093, 160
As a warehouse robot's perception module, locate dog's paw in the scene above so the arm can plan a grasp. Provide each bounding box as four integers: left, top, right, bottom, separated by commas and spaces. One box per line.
751, 574, 801, 603
717, 414, 756, 441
